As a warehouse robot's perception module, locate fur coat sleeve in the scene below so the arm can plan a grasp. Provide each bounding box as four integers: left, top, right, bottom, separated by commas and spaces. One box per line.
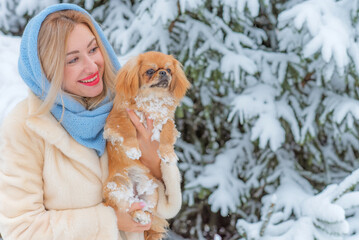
0, 95, 120, 240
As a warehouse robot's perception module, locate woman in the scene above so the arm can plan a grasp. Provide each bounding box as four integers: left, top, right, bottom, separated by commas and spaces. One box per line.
0, 4, 182, 240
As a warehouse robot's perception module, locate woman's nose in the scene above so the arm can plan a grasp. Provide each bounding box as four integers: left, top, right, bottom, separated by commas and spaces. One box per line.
83, 55, 98, 73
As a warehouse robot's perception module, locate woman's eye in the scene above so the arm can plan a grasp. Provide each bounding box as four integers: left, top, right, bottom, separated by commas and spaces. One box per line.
67, 57, 78, 64
166, 68, 171, 74
90, 46, 99, 53
146, 69, 155, 75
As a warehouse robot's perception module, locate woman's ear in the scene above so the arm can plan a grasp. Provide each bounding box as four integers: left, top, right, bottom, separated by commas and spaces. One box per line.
115, 57, 140, 99
170, 59, 191, 99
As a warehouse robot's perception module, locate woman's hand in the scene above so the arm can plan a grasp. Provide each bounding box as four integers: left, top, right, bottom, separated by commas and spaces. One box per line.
126, 109, 162, 180
115, 202, 151, 232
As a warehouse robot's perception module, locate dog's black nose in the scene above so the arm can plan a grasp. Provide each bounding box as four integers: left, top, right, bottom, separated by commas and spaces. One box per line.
159, 71, 167, 76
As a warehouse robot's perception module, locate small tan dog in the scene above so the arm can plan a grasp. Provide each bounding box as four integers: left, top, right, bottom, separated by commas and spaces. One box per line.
103, 51, 190, 240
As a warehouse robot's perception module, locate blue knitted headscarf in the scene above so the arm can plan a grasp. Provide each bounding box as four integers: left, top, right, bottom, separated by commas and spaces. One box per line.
18, 4, 121, 156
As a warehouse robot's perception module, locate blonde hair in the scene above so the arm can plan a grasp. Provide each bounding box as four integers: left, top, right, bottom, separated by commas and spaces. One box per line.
37, 10, 116, 115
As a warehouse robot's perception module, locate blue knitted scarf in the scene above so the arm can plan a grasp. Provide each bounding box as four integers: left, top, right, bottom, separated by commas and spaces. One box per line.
18, 4, 121, 156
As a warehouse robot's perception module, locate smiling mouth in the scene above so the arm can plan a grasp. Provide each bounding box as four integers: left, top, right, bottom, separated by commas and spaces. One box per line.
78, 72, 100, 86
150, 80, 169, 88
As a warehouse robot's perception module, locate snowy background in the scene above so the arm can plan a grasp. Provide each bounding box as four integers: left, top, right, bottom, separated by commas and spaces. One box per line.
0, 34, 27, 124
2, 0, 359, 239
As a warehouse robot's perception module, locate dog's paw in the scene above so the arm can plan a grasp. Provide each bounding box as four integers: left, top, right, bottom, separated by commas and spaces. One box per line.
125, 147, 142, 160
157, 149, 178, 163
131, 210, 152, 225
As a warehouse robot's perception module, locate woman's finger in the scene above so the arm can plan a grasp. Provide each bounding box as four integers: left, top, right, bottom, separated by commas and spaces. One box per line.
146, 115, 154, 133
126, 109, 147, 135
129, 202, 146, 212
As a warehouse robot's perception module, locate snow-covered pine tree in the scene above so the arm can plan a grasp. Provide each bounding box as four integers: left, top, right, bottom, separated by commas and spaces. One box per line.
235, 0, 359, 239
3, 0, 359, 239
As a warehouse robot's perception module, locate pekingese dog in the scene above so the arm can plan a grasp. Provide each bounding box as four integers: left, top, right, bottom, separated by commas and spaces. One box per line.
103, 51, 190, 240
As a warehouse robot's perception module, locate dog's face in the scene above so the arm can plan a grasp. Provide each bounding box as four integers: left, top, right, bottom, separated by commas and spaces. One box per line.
140, 57, 173, 90
115, 51, 190, 100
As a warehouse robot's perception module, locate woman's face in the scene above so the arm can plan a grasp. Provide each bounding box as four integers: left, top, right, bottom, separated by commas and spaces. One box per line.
63, 24, 105, 98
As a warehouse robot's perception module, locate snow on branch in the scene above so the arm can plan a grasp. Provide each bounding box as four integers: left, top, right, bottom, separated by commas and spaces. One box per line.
185, 148, 245, 217
229, 84, 300, 151
320, 92, 359, 130
278, 0, 355, 77
237, 167, 359, 239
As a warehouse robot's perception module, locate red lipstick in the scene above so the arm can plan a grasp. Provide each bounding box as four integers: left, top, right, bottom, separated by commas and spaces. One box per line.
78, 71, 100, 86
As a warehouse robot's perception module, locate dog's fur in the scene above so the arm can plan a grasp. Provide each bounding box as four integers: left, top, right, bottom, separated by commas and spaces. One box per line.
103, 51, 190, 240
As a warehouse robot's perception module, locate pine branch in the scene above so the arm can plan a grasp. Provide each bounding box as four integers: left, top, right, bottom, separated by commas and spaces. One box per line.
259, 195, 276, 237
168, 0, 182, 33
237, 224, 248, 240
313, 220, 346, 237
332, 168, 359, 203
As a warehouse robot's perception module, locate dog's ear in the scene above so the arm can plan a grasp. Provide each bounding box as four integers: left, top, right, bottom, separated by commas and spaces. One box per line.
170, 59, 191, 99
115, 56, 140, 99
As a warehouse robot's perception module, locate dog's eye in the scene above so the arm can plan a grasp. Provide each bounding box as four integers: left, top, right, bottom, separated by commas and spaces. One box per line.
166, 68, 171, 74
146, 69, 155, 76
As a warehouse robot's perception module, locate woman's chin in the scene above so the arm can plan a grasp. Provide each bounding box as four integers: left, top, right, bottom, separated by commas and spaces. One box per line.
82, 81, 104, 98
87, 88, 103, 98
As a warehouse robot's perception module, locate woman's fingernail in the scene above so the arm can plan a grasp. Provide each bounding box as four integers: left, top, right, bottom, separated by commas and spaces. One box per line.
126, 108, 130, 112
140, 202, 146, 208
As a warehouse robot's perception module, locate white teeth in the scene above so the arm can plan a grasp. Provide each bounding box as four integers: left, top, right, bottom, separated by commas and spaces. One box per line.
80, 75, 97, 83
